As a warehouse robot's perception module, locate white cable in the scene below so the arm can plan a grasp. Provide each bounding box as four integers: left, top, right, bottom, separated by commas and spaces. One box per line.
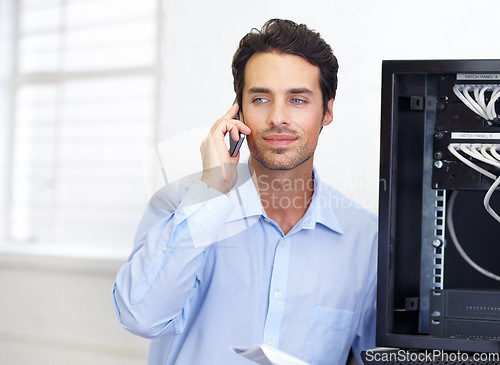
475, 86, 489, 116
480, 144, 499, 163
447, 144, 497, 180
486, 86, 500, 120
454, 84, 500, 121
448, 190, 500, 281
464, 144, 488, 163
484, 175, 500, 224
486, 86, 500, 119
463, 86, 488, 118
453, 143, 500, 224
453, 85, 487, 119
490, 144, 500, 162
461, 85, 489, 119
447, 143, 500, 280
472, 86, 487, 117
461, 144, 500, 169
477, 86, 494, 125
473, 86, 481, 107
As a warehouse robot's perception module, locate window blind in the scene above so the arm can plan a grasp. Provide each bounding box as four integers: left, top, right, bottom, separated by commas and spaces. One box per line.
9, 0, 160, 247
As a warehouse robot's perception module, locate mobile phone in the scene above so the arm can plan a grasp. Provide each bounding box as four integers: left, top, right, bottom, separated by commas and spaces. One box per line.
229, 100, 245, 157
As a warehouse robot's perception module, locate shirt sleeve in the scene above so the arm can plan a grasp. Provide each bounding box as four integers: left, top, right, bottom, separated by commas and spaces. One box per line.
112, 180, 236, 338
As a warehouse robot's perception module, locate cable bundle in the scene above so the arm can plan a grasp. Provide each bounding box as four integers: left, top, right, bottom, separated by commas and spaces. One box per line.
453, 85, 500, 125
447, 143, 500, 281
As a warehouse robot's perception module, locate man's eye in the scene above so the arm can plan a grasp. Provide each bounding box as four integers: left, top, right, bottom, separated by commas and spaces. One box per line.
291, 98, 305, 105
253, 97, 267, 103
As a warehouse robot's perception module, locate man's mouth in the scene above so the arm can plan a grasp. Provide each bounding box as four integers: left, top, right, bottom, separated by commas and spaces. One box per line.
262, 134, 298, 147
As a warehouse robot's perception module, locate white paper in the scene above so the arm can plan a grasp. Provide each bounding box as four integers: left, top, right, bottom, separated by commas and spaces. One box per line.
230, 344, 310, 365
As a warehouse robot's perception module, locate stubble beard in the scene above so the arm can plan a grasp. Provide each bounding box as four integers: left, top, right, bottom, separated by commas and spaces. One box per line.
250, 137, 315, 171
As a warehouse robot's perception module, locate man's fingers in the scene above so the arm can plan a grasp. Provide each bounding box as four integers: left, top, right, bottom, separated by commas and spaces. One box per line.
229, 126, 242, 143
219, 102, 251, 135
212, 118, 250, 139
222, 102, 240, 120
237, 121, 251, 135
199, 104, 250, 193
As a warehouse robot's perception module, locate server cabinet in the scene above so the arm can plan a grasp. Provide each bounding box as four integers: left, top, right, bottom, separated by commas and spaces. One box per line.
377, 60, 500, 353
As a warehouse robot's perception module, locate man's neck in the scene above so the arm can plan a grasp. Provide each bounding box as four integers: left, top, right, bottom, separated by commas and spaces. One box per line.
250, 156, 315, 235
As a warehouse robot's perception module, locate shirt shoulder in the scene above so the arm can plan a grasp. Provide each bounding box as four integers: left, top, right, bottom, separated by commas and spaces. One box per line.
149, 178, 197, 212
316, 178, 378, 235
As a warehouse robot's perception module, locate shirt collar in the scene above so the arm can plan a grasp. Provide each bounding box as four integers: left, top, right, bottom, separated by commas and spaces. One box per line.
304, 168, 344, 234
226, 164, 344, 235
226, 163, 265, 222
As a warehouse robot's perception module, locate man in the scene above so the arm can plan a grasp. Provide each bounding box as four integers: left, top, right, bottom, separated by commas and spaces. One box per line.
113, 19, 377, 365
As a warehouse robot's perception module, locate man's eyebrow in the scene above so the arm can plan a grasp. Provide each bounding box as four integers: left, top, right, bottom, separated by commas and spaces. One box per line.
247, 87, 271, 94
247, 87, 313, 94
288, 88, 313, 95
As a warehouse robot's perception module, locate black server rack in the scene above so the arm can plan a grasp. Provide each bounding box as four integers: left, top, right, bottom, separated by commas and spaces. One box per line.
377, 60, 500, 354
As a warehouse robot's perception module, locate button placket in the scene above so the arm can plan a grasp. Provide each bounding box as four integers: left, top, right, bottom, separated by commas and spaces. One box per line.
262, 235, 291, 349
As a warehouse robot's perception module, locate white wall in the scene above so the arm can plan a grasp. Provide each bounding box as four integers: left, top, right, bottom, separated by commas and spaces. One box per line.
2, 0, 500, 364
0, 252, 148, 365
158, 0, 500, 213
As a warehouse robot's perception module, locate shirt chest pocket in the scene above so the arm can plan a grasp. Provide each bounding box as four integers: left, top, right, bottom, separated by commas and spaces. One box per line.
304, 306, 356, 365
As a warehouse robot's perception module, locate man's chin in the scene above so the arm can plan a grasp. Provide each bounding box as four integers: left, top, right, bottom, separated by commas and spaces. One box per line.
250, 151, 312, 171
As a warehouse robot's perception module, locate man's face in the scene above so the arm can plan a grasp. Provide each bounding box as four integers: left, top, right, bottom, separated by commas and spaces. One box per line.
242, 52, 333, 171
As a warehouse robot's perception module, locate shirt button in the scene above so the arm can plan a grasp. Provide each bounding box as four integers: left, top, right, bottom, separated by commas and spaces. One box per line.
192, 197, 201, 204
162, 245, 167, 252
281, 238, 287, 246
205, 203, 213, 211
267, 340, 275, 347
264, 217, 271, 223
274, 291, 282, 299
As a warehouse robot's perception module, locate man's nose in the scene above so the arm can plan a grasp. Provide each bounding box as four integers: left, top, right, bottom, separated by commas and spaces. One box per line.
267, 100, 289, 126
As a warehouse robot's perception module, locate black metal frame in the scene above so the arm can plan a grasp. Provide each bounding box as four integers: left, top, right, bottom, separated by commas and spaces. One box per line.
377, 59, 500, 353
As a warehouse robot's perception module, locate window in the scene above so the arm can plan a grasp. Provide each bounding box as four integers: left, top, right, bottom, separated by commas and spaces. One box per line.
5, 0, 162, 248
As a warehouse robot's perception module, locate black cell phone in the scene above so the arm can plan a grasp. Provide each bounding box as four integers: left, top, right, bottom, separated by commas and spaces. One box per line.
229, 100, 245, 157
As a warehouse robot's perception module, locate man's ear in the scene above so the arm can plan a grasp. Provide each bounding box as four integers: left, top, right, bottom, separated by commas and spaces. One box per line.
322, 98, 334, 127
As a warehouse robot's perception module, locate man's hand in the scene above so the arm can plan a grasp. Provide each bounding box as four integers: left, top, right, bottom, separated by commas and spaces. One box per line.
200, 103, 251, 194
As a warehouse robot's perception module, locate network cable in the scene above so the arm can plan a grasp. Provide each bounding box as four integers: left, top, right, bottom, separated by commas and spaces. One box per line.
453, 84, 500, 124
447, 144, 496, 180
448, 144, 500, 222
446, 143, 500, 281
447, 190, 500, 281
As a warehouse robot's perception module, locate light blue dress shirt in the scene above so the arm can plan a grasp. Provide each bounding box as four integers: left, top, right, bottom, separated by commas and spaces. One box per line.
113, 165, 377, 365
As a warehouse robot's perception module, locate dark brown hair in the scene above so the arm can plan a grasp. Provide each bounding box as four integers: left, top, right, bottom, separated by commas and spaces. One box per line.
232, 19, 339, 114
